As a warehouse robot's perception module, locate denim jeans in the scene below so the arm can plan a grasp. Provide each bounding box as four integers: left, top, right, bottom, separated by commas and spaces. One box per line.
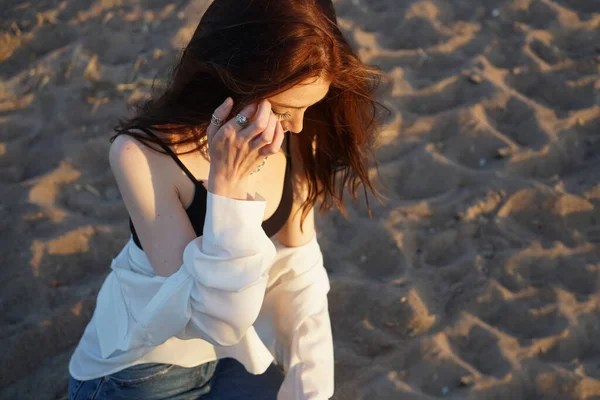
68, 358, 284, 400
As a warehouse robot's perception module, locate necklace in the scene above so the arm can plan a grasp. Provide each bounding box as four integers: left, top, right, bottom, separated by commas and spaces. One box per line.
199, 135, 268, 175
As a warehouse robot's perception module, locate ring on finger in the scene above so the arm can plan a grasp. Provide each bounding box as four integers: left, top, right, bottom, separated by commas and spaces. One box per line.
235, 113, 249, 128
210, 114, 224, 127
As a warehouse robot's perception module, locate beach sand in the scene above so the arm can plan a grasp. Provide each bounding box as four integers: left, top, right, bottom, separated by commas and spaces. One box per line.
1, 0, 599, 399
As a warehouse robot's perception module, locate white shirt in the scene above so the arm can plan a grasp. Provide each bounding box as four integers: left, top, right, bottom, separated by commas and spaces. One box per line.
69, 192, 334, 399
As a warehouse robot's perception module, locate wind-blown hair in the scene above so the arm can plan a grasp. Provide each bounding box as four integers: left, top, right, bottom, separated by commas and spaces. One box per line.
113, 0, 389, 224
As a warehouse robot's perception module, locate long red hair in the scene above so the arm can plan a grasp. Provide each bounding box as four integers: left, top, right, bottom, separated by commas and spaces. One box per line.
113, 0, 389, 224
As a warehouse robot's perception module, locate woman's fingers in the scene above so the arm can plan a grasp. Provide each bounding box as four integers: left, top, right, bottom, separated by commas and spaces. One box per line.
264, 114, 277, 145
206, 98, 285, 181
241, 100, 273, 140
206, 97, 233, 142
250, 111, 277, 147
259, 121, 285, 157
209, 101, 258, 145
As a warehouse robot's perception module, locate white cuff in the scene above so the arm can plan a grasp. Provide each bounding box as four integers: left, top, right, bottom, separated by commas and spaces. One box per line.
204, 191, 267, 254
183, 191, 276, 292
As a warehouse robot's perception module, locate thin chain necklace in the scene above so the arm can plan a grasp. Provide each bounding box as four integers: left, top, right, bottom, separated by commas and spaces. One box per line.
198, 135, 268, 175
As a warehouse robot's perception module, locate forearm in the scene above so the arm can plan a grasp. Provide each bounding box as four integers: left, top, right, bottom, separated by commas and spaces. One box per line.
263, 237, 335, 399
96, 192, 276, 358
277, 298, 334, 400
208, 173, 251, 201
180, 191, 277, 344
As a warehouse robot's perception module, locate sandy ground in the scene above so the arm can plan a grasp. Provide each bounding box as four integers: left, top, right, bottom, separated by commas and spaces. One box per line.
1, 0, 599, 399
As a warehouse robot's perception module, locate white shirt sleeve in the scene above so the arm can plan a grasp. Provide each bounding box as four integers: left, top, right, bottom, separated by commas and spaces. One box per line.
95, 192, 277, 359
259, 236, 334, 399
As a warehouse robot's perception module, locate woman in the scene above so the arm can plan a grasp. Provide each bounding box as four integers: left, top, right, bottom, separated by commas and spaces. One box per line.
68, 0, 386, 398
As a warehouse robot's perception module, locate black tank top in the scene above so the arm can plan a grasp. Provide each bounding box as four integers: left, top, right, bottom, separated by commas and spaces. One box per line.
127, 127, 294, 250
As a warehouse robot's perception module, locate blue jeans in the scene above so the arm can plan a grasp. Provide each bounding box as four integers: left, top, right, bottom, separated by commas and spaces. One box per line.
68, 358, 284, 400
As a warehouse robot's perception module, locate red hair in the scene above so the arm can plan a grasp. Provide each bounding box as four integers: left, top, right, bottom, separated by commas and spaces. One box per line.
113, 0, 389, 224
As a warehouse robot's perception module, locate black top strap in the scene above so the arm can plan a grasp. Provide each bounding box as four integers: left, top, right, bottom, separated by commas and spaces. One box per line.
130, 126, 199, 184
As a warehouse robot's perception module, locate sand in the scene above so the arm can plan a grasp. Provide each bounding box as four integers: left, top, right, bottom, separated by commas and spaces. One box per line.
1, 0, 599, 399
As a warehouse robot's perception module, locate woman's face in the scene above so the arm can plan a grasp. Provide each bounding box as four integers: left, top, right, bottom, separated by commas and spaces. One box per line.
267, 76, 331, 134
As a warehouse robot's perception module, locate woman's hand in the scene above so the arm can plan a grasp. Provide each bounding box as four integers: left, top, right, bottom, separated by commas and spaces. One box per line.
206, 98, 285, 200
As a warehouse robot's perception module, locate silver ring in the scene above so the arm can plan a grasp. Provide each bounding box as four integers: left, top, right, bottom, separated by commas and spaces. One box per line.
210, 114, 223, 127
235, 113, 249, 128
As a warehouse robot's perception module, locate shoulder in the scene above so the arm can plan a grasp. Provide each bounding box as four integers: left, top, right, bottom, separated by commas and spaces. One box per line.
108, 133, 198, 276
109, 133, 179, 186
108, 133, 182, 210
109, 134, 162, 173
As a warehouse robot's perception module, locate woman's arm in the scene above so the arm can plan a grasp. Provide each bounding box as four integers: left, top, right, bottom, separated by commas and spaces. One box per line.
109, 134, 198, 277
269, 227, 334, 400
96, 99, 289, 359
265, 135, 335, 399
97, 132, 276, 358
